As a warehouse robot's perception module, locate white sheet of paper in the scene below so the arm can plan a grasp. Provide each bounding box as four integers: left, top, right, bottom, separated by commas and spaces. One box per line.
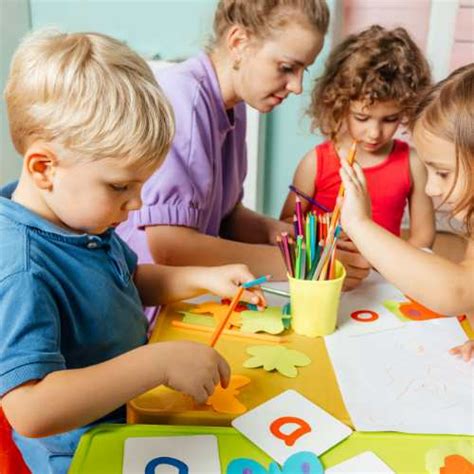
326, 451, 394, 473
232, 389, 352, 465
337, 271, 407, 336
122, 435, 220, 474
325, 317, 474, 434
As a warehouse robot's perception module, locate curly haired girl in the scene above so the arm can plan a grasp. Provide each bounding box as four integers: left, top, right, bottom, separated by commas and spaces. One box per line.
281, 25, 435, 289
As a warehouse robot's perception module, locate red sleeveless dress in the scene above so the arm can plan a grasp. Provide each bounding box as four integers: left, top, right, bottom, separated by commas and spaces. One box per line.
313, 140, 411, 236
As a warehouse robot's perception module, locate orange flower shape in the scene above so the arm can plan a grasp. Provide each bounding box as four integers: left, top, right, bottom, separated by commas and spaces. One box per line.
206, 375, 250, 414
440, 454, 474, 474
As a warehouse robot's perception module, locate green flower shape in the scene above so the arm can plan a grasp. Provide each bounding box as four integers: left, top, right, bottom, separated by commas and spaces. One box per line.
243, 345, 311, 378
240, 307, 290, 335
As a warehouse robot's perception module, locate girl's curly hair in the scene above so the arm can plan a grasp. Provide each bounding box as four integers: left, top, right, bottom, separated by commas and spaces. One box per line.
309, 25, 431, 140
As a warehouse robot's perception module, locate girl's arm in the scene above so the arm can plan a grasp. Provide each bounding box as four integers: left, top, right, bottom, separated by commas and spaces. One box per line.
406, 150, 436, 248
134, 263, 264, 306
1, 340, 230, 438
145, 225, 288, 280
280, 149, 315, 222
340, 160, 474, 315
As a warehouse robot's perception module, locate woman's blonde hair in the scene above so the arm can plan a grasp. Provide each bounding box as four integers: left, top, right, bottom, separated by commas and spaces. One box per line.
411, 63, 474, 236
209, 0, 330, 49
309, 25, 431, 140
4, 29, 174, 168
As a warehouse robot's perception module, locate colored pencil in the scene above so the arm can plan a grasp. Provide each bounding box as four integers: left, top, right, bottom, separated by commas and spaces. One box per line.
329, 141, 357, 232
242, 275, 271, 288
295, 196, 304, 236
209, 287, 244, 347
289, 184, 330, 212
173, 320, 289, 344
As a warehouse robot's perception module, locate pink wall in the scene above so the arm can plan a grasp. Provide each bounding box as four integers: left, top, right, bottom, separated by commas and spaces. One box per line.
342, 0, 473, 74
342, 0, 431, 51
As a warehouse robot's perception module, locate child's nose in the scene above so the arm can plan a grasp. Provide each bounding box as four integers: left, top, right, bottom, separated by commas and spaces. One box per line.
125, 194, 143, 211
367, 124, 382, 139
425, 178, 441, 198
286, 73, 303, 95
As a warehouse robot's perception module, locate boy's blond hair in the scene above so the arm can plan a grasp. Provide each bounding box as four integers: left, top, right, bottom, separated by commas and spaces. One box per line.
4, 29, 174, 167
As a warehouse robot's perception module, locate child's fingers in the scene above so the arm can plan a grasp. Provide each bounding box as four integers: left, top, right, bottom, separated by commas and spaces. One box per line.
217, 356, 231, 389
241, 289, 265, 306
352, 162, 367, 188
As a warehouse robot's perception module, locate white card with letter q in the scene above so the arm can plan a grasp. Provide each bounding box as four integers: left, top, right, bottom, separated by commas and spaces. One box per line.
232, 389, 352, 465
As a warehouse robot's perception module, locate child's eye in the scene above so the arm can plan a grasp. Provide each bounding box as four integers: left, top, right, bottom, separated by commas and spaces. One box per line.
384, 117, 400, 123
109, 183, 128, 192
280, 64, 294, 74
354, 115, 368, 122
436, 171, 450, 179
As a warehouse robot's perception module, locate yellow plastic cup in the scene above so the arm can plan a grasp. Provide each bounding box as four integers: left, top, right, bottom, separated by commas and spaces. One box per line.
288, 261, 346, 337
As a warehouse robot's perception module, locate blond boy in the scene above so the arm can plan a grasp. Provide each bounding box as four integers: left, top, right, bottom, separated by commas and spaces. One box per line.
0, 30, 261, 473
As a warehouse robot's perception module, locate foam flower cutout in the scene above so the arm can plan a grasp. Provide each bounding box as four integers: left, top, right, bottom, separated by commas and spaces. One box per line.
206, 375, 250, 414
240, 306, 289, 334
191, 301, 242, 327
426, 442, 474, 474
179, 312, 216, 328
243, 345, 311, 378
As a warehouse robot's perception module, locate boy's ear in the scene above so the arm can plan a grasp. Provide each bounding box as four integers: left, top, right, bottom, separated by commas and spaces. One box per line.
24, 144, 58, 190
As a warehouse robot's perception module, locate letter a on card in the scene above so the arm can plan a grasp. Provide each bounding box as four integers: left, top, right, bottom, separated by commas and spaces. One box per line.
232, 390, 352, 465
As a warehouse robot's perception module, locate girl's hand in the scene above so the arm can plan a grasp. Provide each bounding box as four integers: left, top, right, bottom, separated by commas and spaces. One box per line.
203, 264, 266, 308
339, 160, 372, 233
449, 340, 474, 362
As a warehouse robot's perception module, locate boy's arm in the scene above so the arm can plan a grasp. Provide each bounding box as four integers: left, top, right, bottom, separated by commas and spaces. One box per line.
279, 149, 315, 222
406, 150, 436, 248
145, 225, 288, 280
340, 160, 474, 315
2, 341, 229, 438
134, 263, 263, 306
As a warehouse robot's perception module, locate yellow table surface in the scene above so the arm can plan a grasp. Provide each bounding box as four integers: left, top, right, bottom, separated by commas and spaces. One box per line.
127, 301, 352, 427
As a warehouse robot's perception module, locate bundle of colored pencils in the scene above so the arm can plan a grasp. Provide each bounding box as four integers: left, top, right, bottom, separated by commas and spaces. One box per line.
278, 141, 357, 281
277, 210, 341, 281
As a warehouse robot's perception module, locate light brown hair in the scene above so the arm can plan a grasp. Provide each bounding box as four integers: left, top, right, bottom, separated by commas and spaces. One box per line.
309, 25, 431, 139
209, 0, 330, 49
411, 63, 474, 236
4, 29, 174, 168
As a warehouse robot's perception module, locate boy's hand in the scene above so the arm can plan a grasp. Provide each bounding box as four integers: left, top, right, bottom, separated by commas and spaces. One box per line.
339, 160, 372, 233
155, 341, 231, 404
449, 340, 474, 362
203, 264, 266, 308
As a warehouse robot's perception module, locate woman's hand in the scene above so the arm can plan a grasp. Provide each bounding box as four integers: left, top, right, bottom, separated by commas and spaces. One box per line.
265, 218, 295, 245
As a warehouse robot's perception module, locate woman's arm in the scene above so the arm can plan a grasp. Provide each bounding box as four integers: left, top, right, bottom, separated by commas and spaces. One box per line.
145, 225, 288, 279
280, 149, 316, 222
220, 203, 294, 245
406, 150, 436, 248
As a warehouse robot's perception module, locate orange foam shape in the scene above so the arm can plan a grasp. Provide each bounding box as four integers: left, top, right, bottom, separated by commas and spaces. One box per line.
191, 302, 242, 327
399, 300, 445, 321
206, 375, 251, 414
440, 454, 474, 474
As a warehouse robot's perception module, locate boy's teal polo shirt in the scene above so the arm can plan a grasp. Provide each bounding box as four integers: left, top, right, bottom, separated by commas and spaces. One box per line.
0, 183, 148, 473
